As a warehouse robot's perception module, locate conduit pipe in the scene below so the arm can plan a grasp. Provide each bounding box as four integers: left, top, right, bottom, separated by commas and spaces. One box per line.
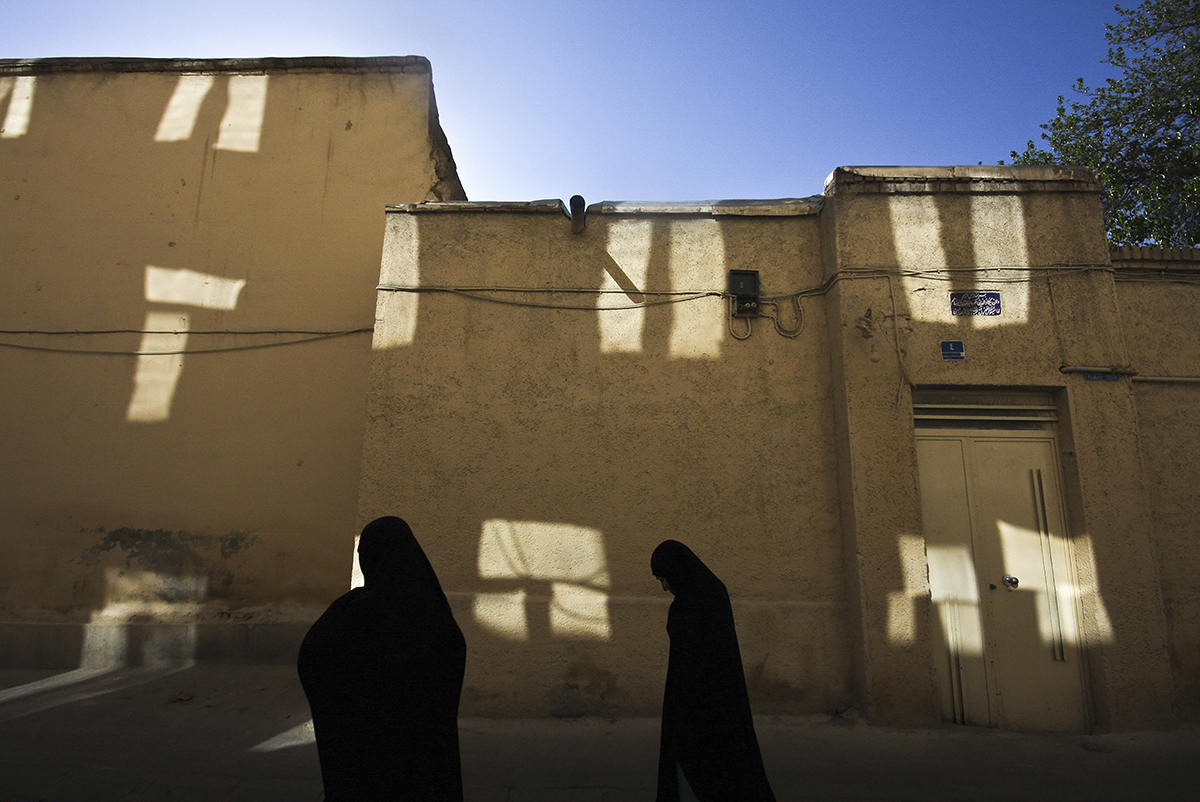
1059, 365, 1139, 375
1131, 375, 1200, 384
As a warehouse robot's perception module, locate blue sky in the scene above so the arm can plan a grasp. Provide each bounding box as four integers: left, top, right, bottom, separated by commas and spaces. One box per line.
1, 0, 1123, 202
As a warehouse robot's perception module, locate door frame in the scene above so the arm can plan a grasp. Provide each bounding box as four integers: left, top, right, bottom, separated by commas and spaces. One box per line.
912, 391, 1093, 731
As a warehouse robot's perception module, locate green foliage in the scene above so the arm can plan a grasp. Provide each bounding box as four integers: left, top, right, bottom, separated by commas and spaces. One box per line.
1010, 0, 1199, 246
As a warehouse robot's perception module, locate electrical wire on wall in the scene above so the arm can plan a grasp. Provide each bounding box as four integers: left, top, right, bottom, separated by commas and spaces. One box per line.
729, 293, 804, 341
0, 328, 372, 356
375, 284, 724, 311
1, 263, 1133, 359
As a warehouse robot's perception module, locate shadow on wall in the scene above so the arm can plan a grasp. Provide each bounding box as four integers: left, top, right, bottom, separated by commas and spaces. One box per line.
358, 181, 1147, 727
866, 185, 1131, 731
0, 61, 441, 620
360, 206, 850, 718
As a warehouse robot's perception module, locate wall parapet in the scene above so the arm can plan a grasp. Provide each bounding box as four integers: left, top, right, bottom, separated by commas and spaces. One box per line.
0, 56, 431, 75
1111, 245, 1200, 272
824, 165, 1101, 196
389, 197, 824, 217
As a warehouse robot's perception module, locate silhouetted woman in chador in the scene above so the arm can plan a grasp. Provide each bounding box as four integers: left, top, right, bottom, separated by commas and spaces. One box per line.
298, 516, 466, 801
651, 539, 775, 802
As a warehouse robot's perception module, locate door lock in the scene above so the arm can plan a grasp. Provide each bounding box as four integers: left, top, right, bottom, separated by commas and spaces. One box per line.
1002, 575, 1020, 590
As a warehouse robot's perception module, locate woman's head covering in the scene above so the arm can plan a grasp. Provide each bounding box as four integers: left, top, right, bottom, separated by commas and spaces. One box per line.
358, 515, 441, 590
651, 539, 724, 599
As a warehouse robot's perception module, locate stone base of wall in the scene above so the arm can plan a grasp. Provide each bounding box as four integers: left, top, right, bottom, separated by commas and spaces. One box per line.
0, 594, 853, 718
0, 619, 317, 669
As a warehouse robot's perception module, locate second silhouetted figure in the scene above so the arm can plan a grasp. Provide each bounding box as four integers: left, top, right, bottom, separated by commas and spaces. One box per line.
651, 539, 776, 802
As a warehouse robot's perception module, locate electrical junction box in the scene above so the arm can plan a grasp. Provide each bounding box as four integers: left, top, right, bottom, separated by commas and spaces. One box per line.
728, 270, 760, 316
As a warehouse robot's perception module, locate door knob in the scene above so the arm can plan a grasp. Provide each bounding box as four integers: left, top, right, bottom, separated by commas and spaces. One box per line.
1002, 575, 1020, 590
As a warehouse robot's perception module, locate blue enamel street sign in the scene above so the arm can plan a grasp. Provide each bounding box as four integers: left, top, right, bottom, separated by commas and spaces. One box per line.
1085, 372, 1121, 381
941, 340, 965, 361
950, 291, 1001, 316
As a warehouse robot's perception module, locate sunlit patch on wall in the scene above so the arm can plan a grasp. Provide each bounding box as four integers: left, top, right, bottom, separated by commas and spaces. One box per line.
891, 195, 947, 273
350, 535, 365, 589
145, 265, 245, 309
1068, 534, 1114, 643
893, 194, 1031, 327
668, 220, 725, 359
0, 75, 36, 139
373, 214, 420, 350
967, 195, 1029, 327
600, 220, 652, 353
471, 589, 529, 641
216, 74, 268, 153
155, 74, 215, 142
0, 567, 206, 713
153, 73, 267, 152
886, 534, 927, 645
475, 519, 611, 640
127, 311, 190, 423
127, 266, 247, 423
549, 582, 610, 640
103, 566, 209, 605
926, 543, 984, 657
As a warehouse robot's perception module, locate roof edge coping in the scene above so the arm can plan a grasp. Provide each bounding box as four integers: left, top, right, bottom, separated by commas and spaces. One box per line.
388, 197, 823, 217
825, 165, 1101, 193
1110, 244, 1200, 265
0, 56, 430, 75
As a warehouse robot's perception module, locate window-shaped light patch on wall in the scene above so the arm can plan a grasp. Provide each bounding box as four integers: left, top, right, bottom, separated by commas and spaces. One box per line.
966, 195, 1030, 327
127, 266, 246, 423
474, 519, 611, 641
0, 75, 35, 139
600, 220, 652, 353
886, 534, 928, 646
373, 214, 421, 350
668, 219, 726, 359
153, 73, 267, 153
155, 74, 215, 142
216, 74, 268, 152
892, 194, 949, 278
893, 194, 1030, 327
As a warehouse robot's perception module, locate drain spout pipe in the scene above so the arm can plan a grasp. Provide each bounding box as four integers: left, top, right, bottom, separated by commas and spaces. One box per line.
569, 195, 586, 234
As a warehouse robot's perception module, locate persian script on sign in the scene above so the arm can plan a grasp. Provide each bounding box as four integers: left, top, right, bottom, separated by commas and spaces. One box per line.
950, 291, 1001, 317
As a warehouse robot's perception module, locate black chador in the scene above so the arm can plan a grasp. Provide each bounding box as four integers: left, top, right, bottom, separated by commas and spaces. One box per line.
651, 540, 776, 802
298, 516, 467, 801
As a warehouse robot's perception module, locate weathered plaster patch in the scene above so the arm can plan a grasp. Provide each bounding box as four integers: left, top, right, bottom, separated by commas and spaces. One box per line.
546, 658, 626, 718
84, 527, 256, 573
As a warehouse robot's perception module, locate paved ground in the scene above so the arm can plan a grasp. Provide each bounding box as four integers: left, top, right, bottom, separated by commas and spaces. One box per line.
1, 665, 1198, 801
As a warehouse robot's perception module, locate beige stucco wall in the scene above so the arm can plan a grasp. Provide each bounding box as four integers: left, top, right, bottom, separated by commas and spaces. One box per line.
360, 170, 1178, 728
1111, 246, 1200, 719
360, 200, 854, 717
0, 58, 463, 654
820, 167, 1174, 729
3, 99, 1183, 735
